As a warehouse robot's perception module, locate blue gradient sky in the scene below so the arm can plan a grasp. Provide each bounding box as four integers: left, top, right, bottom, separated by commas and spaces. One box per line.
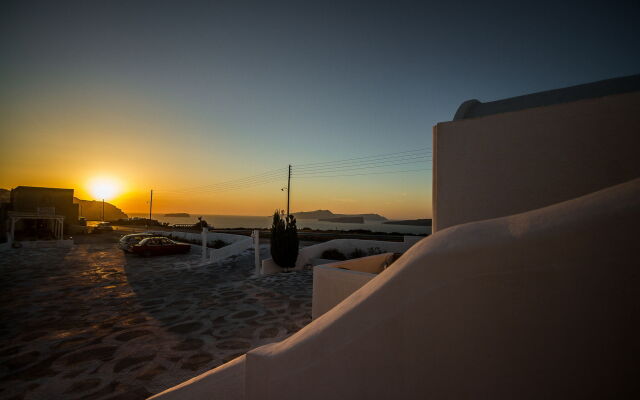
1, 0, 639, 218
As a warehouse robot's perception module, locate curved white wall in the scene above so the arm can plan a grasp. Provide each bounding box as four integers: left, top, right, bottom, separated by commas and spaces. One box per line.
151, 178, 640, 400
262, 237, 419, 274
245, 179, 640, 399
433, 91, 640, 231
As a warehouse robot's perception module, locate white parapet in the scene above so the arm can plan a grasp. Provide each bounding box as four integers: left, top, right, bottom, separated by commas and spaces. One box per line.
150, 230, 253, 265
252, 230, 261, 276
201, 227, 208, 263
312, 266, 375, 320
311, 253, 396, 319
261, 237, 424, 275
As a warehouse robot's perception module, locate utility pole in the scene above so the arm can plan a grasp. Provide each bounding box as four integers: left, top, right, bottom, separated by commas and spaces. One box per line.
149, 190, 153, 221
286, 164, 291, 217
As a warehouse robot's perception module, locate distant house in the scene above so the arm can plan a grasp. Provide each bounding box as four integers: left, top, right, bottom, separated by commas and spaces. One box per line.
5, 186, 79, 244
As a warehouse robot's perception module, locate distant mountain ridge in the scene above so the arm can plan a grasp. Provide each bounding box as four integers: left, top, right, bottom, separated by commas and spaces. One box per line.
293, 209, 387, 221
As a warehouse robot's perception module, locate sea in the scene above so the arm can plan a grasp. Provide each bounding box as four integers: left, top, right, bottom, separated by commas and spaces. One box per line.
128, 213, 431, 235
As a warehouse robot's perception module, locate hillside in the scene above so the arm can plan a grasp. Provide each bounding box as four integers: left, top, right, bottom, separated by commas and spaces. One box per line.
293, 210, 334, 219
73, 198, 128, 221
319, 216, 365, 224
293, 209, 387, 221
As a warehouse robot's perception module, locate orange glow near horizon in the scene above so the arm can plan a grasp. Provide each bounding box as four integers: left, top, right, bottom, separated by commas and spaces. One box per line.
0, 98, 432, 219
0, 82, 432, 219
0, 169, 432, 220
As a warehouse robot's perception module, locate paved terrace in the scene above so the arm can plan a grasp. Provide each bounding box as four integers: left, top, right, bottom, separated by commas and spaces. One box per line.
0, 239, 312, 399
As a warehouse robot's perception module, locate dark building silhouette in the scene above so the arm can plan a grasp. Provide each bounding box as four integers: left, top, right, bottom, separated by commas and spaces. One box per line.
6, 186, 79, 241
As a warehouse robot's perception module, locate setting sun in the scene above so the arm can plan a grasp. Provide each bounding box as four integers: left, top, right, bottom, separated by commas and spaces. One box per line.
88, 177, 121, 201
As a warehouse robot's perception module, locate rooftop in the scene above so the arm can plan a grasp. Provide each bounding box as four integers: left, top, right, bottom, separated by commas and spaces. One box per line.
453, 73, 640, 120
13, 186, 74, 192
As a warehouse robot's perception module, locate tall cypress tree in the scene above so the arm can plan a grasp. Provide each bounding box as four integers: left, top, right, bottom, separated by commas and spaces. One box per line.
270, 210, 299, 271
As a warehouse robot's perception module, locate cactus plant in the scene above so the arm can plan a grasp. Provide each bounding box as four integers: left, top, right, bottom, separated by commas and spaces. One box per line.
270, 210, 299, 271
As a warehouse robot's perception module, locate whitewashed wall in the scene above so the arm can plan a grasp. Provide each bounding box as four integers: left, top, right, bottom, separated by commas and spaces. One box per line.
296, 237, 420, 267
261, 236, 424, 274
150, 231, 253, 264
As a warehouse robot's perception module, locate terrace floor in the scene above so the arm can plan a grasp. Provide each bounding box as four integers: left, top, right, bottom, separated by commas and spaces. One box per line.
0, 240, 312, 399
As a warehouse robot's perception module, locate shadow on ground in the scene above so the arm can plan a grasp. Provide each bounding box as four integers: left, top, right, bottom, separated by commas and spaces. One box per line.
0, 240, 311, 400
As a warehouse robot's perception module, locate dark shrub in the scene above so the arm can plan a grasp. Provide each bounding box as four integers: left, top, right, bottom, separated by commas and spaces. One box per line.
212, 239, 228, 249
321, 248, 346, 260
349, 248, 366, 259
270, 210, 299, 271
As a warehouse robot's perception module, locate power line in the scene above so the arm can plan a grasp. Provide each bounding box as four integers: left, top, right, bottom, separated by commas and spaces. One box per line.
159, 174, 287, 195
202, 176, 288, 193
293, 154, 431, 172
152, 146, 431, 198
138, 146, 432, 219
157, 167, 288, 194
292, 155, 431, 175
158, 169, 287, 193
293, 149, 431, 170
293, 167, 432, 179
188, 173, 287, 193
294, 147, 431, 168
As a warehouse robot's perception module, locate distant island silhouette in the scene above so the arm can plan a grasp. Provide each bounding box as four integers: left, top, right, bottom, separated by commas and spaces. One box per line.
319, 216, 364, 224
383, 219, 432, 226
293, 210, 387, 221
165, 213, 190, 217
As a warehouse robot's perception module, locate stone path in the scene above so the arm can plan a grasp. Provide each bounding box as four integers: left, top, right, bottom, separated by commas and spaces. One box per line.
0, 243, 312, 399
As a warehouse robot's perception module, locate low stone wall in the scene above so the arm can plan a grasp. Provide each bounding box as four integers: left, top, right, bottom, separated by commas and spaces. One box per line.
312, 266, 375, 320
312, 253, 395, 319
151, 230, 248, 245
261, 236, 423, 275
208, 237, 253, 263
150, 231, 253, 264
296, 237, 419, 268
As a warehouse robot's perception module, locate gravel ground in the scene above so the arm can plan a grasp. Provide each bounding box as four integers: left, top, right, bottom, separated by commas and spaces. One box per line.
0, 238, 312, 400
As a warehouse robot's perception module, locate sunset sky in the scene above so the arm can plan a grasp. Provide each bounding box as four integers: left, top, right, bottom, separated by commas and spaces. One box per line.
1, 0, 639, 219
